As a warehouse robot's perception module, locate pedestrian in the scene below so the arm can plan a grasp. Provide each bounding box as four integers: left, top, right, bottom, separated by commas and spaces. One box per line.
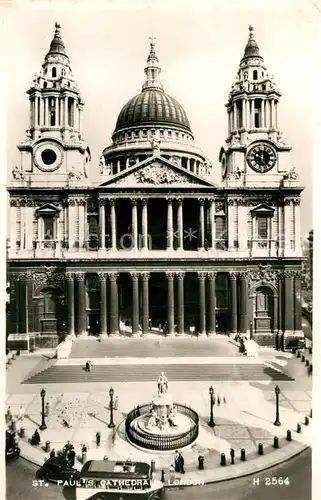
6, 407, 12, 424
17, 406, 25, 421
33, 429, 41, 445
111, 427, 116, 447
45, 401, 50, 418
63, 440, 73, 457
68, 448, 76, 467
230, 448, 235, 465
161, 469, 165, 483
212, 394, 216, 406
169, 464, 175, 483
174, 450, 180, 472
85, 361, 89, 372
50, 449, 56, 458
114, 396, 119, 410
178, 453, 185, 474
96, 431, 101, 447
217, 395, 221, 406
198, 454, 204, 470
223, 396, 226, 404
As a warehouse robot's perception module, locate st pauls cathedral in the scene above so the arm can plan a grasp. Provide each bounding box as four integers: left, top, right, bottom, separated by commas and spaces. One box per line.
7, 23, 305, 350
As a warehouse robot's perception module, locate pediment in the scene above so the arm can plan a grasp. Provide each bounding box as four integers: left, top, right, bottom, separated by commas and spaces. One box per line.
98, 155, 216, 188
35, 203, 60, 215
251, 203, 275, 215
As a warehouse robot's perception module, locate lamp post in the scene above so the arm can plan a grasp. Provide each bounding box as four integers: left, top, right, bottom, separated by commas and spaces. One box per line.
249, 320, 253, 340
208, 386, 215, 427
274, 385, 281, 426
39, 388, 47, 430
108, 387, 115, 428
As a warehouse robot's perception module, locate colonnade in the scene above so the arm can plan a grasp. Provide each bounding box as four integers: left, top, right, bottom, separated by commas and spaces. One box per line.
98, 197, 218, 251
228, 97, 278, 133
30, 94, 81, 130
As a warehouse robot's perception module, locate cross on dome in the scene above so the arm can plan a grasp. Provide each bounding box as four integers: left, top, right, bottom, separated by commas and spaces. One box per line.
149, 34, 156, 46
249, 25, 254, 39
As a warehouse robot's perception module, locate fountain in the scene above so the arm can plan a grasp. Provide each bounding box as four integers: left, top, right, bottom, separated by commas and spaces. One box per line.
125, 373, 199, 451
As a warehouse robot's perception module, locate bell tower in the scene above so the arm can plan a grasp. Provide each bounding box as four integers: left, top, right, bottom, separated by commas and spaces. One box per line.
219, 26, 294, 187
15, 22, 90, 186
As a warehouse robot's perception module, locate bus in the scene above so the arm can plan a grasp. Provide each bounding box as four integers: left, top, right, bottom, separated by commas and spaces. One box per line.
75, 460, 164, 500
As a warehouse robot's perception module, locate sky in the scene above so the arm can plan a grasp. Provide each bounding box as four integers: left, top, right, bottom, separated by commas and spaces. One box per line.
2, 0, 320, 235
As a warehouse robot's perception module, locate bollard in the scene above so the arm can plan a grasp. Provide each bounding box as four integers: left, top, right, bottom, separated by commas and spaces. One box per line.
308, 364, 312, 374
151, 459, 156, 474
310, 409, 312, 418
11, 420, 17, 432
305, 416, 309, 426
297, 350, 301, 358
286, 430, 292, 441
301, 355, 305, 362
273, 436, 279, 449
45, 440, 50, 453
258, 443, 264, 455
309, 346, 312, 354
240, 448, 246, 461
220, 453, 226, 466
20, 428, 25, 438
297, 423, 301, 433
305, 359, 309, 366
12, 353, 16, 360
161, 470, 165, 483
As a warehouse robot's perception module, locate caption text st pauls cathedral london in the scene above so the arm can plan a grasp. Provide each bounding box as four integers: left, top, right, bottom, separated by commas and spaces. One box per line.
7, 23, 305, 351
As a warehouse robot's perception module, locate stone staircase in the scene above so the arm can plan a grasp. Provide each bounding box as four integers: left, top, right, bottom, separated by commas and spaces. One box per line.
69, 336, 240, 359
23, 362, 294, 384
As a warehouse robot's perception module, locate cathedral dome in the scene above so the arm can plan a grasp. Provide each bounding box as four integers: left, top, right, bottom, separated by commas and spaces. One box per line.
114, 88, 191, 134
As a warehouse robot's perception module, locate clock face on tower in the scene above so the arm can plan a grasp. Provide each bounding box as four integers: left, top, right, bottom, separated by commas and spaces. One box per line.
34, 142, 63, 172
246, 143, 277, 173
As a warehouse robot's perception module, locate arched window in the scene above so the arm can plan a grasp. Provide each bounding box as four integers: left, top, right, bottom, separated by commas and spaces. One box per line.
52, 67, 57, 78
253, 70, 258, 80
43, 81, 47, 89
61, 69, 66, 77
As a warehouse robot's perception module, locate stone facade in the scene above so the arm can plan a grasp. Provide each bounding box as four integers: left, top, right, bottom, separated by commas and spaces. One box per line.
7, 24, 304, 350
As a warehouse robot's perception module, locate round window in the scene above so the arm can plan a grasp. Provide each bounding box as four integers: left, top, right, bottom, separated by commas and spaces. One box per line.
41, 149, 57, 165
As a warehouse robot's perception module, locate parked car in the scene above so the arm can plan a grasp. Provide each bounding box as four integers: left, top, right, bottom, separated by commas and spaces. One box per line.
6, 431, 20, 460
36, 456, 78, 483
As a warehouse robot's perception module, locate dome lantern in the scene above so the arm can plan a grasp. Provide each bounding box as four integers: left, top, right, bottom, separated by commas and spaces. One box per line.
142, 35, 163, 92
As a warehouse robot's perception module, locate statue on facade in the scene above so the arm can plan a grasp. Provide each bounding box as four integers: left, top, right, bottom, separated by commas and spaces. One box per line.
12, 165, 25, 180
99, 155, 105, 174
283, 166, 298, 181
150, 136, 161, 153
157, 372, 168, 396
68, 165, 84, 180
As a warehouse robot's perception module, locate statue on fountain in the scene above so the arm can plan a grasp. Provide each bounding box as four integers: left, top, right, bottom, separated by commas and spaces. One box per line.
157, 372, 168, 396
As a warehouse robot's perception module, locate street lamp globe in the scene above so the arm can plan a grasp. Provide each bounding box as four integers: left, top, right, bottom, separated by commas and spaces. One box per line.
209, 386, 214, 397
41, 388, 46, 398
109, 387, 114, 398
275, 385, 280, 396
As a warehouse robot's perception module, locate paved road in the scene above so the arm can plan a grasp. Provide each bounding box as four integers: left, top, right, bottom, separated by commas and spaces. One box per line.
6, 449, 311, 500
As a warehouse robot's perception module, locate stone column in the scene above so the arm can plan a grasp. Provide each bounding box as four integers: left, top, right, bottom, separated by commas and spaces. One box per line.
110, 199, 117, 250
239, 271, 249, 334
250, 99, 254, 128
64, 96, 68, 127
45, 98, 49, 126
227, 201, 234, 250
294, 199, 301, 252
131, 199, 138, 250
210, 199, 215, 249
98, 272, 108, 336
177, 198, 183, 250
284, 271, 294, 333
207, 272, 216, 335
55, 97, 58, 126
117, 160, 121, 174
229, 271, 238, 334
35, 97, 39, 127
260, 99, 264, 128
176, 272, 185, 335
270, 99, 274, 128
199, 199, 205, 249
66, 272, 75, 336
294, 272, 302, 332
78, 200, 85, 248
242, 99, 246, 128
198, 272, 206, 336
141, 272, 150, 334
233, 102, 237, 130
142, 199, 148, 250
99, 200, 106, 250
17, 274, 28, 334
68, 200, 75, 249
273, 295, 278, 333
131, 273, 140, 335
75, 272, 86, 335
109, 272, 119, 335
167, 198, 173, 250
166, 272, 175, 336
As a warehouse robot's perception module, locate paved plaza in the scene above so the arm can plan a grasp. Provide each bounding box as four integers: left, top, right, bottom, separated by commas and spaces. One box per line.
6, 337, 313, 485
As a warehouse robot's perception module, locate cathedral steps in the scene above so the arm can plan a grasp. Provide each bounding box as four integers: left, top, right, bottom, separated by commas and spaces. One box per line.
22, 362, 293, 385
